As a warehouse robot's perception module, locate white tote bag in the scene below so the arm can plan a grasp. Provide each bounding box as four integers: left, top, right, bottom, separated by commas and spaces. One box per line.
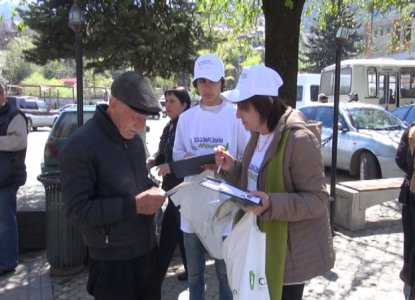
222, 212, 271, 300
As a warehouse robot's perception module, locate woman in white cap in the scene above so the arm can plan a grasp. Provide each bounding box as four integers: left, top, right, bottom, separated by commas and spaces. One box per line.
214, 65, 335, 300
173, 53, 249, 300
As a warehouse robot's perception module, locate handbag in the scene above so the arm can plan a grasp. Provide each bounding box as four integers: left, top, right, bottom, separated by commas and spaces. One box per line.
399, 175, 411, 206
222, 212, 271, 300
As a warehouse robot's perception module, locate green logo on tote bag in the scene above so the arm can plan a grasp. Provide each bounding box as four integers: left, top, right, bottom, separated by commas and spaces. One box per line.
249, 270, 255, 290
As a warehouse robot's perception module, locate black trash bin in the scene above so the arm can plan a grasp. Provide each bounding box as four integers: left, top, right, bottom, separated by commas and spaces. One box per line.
37, 171, 87, 276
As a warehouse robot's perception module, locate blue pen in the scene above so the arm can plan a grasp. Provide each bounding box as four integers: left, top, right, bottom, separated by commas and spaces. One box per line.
217, 142, 229, 173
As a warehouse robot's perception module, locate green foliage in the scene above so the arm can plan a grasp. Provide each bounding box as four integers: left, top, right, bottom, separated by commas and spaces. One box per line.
241, 53, 263, 68
151, 76, 176, 97
299, 3, 364, 73
17, 0, 216, 79
20, 72, 74, 97
53, 101, 58, 110
43, 60, 69, 80
2, 35, 41, 84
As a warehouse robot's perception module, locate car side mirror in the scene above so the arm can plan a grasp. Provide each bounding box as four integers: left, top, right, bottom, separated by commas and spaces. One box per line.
338, 122, 348, 132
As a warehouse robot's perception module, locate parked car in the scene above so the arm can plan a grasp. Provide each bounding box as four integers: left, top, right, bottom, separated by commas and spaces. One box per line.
299, 102, 405, 180
160, 99, 166, 118
147, 111, 162, 120
41, 106, 151, 173
391, 104, 415, 126
6, 96, 60, 132
51, 103, 77, 114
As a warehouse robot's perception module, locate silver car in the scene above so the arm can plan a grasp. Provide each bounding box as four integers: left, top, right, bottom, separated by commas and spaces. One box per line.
299, 102, 405, 180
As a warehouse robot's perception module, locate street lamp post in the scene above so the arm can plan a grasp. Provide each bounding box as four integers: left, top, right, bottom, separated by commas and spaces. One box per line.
330, 27, 349, 234
68, 1, 83, 128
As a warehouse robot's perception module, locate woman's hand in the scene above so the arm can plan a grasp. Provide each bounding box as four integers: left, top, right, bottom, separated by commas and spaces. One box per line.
244, 191, 271, 215
146, 157, 155, 169
201, 163, 219, 173
157, 163, 171, 177
213, 146, 236, 173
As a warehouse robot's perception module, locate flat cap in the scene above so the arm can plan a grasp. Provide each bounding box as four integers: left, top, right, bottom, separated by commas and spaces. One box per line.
111, 71, 161, 116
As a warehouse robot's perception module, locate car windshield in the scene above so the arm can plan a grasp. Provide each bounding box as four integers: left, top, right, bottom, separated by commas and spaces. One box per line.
347, 107, 403, 130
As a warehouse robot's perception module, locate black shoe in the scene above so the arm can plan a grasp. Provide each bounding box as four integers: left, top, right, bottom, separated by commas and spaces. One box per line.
177, 271, 188, 281
401, 263, 410, 284
0, 269, 15, 277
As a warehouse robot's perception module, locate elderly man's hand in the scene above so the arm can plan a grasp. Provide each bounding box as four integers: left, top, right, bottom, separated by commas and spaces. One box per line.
135, 187, 166, 215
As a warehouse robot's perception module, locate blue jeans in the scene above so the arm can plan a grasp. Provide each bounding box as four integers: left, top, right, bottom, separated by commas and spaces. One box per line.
183, 232, 232, 300
0, 187, 19, 273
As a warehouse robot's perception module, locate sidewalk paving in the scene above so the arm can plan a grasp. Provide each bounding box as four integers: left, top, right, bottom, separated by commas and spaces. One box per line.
0, 198, 410, 299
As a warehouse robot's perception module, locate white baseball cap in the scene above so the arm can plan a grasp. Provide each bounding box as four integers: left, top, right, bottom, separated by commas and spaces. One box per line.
221, 65, 283, 102
192, 53, 225, 83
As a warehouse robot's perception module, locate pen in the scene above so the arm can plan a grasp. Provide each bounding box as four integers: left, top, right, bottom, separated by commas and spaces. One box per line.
217, 142, 229, 174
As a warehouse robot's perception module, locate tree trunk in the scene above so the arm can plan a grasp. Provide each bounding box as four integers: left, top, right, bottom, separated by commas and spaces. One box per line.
263, 0, 305, 108
134, 61, 144, 76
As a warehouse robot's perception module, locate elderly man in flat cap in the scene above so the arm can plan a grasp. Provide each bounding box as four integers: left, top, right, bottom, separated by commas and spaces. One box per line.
58, 71, 166, 300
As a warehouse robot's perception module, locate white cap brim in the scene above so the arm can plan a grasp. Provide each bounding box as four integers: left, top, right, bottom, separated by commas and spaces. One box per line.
192, 73, 223, 83
221, 89, 254, 103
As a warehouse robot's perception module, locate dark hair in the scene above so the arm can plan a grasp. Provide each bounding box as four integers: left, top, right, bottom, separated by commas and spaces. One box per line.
192, 78, 226, 93
237, 95, 287, 132
164, 86, 191, 110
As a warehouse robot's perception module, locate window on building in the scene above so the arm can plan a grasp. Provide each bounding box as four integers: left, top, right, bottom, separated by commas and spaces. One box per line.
395, 25, 402, 43
406, 24, 412, 43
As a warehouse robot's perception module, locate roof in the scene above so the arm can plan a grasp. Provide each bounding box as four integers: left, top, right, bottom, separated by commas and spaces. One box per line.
322, 58, 415, 71
60, 78, 77, 83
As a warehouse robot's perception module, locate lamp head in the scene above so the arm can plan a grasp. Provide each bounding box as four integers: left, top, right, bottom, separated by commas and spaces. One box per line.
336, 27, 349, 41
68, 2, 82, 34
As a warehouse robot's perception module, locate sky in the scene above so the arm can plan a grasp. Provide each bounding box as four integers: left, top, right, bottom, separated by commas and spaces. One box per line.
0, 0, 32, 21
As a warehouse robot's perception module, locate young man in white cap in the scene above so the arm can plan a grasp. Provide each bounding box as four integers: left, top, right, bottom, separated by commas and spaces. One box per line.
173, 53, 249, 300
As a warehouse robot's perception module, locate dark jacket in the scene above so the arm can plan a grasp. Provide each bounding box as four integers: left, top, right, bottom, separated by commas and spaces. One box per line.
396, 121, 415, 175
58, 105, 157, 261
153, 117, 183, 191
0, 102, 27, 188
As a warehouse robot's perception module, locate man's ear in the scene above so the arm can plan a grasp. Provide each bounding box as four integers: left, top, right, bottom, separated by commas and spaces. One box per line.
109, 97, 119, 110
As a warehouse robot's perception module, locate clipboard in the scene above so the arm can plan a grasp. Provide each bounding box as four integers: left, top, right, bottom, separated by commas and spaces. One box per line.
199, 176, 263, 207
170, 154, 216, 178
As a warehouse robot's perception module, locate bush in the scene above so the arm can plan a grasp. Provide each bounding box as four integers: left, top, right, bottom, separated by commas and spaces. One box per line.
88, 100, 93, 105
53, 101, 58, 109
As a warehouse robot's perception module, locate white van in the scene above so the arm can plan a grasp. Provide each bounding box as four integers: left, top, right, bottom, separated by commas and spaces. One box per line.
320, 58, 415, 111
296, 73, 321, 108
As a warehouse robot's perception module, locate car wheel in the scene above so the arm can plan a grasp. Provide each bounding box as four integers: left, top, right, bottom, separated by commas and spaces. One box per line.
27, 119, 32, 132
359, 152, 381, 180
33, 127, 38, 131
